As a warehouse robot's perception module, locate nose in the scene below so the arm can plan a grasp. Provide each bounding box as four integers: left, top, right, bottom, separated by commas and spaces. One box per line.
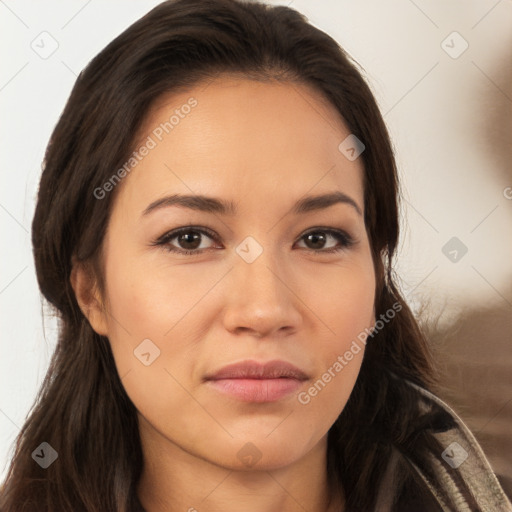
221, 246, 303, 339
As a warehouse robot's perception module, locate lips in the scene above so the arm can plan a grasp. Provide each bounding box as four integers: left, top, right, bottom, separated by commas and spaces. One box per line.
206, 360, 309, 381
204, 360, 308, 402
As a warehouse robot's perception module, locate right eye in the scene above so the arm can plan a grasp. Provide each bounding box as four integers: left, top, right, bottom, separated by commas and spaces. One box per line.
152, 226, 221, 255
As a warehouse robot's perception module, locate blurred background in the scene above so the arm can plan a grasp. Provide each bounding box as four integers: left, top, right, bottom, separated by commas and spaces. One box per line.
1, 0, 511, 496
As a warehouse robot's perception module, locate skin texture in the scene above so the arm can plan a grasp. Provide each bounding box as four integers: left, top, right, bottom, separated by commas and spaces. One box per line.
72, 76, 376, 512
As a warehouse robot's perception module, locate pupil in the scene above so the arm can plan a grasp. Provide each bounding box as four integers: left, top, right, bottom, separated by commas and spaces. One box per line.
308, 232, 325, 249
180, 232, 201, 249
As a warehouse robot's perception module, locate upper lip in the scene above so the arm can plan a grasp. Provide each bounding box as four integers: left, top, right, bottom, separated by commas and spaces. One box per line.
205, 360, 309, 381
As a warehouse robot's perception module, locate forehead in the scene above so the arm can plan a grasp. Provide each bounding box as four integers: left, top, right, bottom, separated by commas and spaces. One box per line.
115, 76, 365, 215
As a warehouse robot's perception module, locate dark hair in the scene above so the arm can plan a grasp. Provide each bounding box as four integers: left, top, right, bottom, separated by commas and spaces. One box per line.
0, 1, 450, 510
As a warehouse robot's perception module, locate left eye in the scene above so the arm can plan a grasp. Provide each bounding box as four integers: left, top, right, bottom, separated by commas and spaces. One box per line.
296, 229, 354, 253
153, 226, 355, 255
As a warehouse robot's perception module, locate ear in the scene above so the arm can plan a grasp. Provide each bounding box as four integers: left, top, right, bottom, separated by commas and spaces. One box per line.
70, 259, 109, 336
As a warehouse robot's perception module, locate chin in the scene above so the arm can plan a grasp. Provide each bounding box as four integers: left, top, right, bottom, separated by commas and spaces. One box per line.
211, 431, 318, 472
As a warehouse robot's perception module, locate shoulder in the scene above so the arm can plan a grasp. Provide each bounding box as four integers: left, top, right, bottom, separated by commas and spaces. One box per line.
387, 380, 512, 511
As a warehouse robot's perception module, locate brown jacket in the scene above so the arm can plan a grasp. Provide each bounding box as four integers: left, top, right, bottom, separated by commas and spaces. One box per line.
378, 381, 512, 511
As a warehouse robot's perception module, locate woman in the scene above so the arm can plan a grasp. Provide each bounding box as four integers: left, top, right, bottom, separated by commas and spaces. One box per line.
1, 0, 510, 510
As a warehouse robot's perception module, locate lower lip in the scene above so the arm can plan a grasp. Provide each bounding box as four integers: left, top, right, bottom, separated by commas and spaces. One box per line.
206, 378, 303, 402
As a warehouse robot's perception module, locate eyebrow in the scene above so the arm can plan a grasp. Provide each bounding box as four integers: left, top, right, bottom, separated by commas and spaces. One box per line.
142, 191, 362, 218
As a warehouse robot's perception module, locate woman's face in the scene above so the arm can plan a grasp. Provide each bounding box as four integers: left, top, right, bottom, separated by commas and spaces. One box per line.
87, 76, 376, 470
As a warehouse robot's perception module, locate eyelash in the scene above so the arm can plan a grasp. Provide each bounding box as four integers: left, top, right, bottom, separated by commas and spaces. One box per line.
152, 225, 356, 256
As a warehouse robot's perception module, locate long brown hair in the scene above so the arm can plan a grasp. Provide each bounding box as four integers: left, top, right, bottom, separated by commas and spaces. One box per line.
1, 1, 445, 510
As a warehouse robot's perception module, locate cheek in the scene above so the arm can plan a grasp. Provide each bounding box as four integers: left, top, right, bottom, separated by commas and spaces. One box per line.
99, 253, 206, 433
308, 256, 376, 350
301, 256, 375, 412
102, 243, 214, 342
99, 242, 233, 406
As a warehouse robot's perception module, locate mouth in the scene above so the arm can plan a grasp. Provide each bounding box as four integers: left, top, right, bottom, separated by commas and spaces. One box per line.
204, 360, 309, 403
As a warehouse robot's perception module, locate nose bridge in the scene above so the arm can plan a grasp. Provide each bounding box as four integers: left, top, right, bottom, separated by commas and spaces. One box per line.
234, 234, 286, 303
222, 234, 302, 336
